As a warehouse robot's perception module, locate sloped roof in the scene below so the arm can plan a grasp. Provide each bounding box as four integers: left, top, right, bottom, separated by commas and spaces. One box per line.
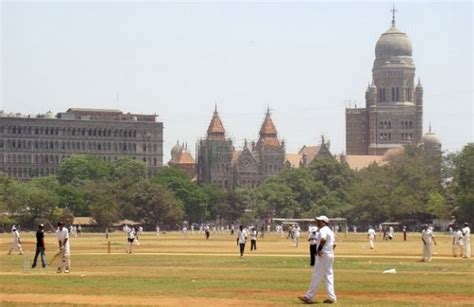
298, 145, 322, 162
174, 149, 195, 164
231, 150, 242, 165
256, 109, 280, 148
285, 153, 302, 168
339, 155, 386, 170
207, 107, 226, 139
259, 113, 278, 136
73, 217, 96, 226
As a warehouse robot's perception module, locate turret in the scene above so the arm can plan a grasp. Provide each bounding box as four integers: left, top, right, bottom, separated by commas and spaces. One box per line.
415, 78, 423, 106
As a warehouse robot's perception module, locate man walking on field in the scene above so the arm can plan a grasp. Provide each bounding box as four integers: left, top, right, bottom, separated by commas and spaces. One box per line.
368, 226, 376, 249
8, 226, 24, 255
236, 225, 247, 257
299, 216, 337, 304
56, 221, 71, 273
420, 224, 436, 262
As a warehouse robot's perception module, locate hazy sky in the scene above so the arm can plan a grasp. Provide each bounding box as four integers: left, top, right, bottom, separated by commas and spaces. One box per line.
1, 1, 472, 162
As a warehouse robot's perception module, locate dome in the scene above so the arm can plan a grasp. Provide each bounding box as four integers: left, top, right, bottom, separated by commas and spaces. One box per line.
422, 131, 441, 146
375, 26, 413, 59
170, 141, 183, 160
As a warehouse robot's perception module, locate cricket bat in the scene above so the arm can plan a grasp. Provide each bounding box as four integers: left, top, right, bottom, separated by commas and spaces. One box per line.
48, 250, 62, 266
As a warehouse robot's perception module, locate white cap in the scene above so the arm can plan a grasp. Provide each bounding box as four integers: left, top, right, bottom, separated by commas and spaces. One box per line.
316, 215, 329, 224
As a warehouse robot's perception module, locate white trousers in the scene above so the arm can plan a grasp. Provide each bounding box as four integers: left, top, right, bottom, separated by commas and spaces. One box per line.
453, 244, 463, 257
463, 240, 471, 258
369, 238, 375, 249
422, 243, 432, 261
305, 254, 336, 302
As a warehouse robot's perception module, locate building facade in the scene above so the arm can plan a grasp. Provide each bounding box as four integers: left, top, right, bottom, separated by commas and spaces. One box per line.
0, 108, 163, 179
197, 107, 286, 190
346, 13, 423, 155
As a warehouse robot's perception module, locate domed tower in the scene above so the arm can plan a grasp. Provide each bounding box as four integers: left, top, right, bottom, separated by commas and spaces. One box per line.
169, 140, 183, 163
196, 105, 234, 190
346, 7, 424, 156
422, 124, 442, 154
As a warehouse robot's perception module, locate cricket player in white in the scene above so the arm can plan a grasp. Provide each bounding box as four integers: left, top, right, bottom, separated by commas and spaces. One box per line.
452, 226, 464, 257
127, 227, 135, 254
421, 224, 436, 262
56, 222, 71, 273
299, 216, 337, 304
462, 223, 470, 258
8, 226, 24, 255
294, 224, 301, 247
368, 227, 376, 249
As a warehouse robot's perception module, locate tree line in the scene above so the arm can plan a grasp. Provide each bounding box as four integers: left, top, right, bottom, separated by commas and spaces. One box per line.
0, 143, 472, 230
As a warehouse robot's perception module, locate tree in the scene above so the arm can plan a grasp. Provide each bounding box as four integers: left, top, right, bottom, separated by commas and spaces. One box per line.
83, 181, 119, 228
153, 167, 210, 223
130, 180, 185, 226
453, 143, 474, 225
57, 155, 112, 185
3, 181, 60, 228
112, 158, 147, 181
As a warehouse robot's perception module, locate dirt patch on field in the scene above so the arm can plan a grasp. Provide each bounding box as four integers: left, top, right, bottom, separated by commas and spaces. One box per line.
201, 289, 474, 305
340, 291, 474, 304
1, 293, 274, 306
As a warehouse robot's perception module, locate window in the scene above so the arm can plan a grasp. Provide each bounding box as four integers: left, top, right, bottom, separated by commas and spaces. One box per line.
396, 87, 400, 101
391, 87, 395, 101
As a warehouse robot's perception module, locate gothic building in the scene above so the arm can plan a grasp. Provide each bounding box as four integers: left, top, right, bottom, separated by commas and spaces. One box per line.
346, 12, 424, 155
197, 107, 286, 190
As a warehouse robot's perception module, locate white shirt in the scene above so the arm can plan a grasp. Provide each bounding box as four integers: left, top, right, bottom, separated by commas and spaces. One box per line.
421, 228, 433, 244
294, 227, 301, 238
368, 228, 376, 238
128, 229, 135, 239
250, 229, 257, 240
453, 230, 463, 245
237, 229, 247, 244
12, 230, 20, 243
318, 225, 335, 256
462, 226, 470, 241
56, 227, 71, 255
308, 228, 318, 245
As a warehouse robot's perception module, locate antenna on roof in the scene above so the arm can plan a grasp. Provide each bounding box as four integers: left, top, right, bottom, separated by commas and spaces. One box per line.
116, 91, 120, 109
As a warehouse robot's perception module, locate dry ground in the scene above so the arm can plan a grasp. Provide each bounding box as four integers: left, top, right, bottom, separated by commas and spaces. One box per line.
1, 230, 473, 306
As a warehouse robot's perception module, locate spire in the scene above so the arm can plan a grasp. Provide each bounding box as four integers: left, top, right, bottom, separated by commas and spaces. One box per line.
429, 122, 432, 133
256, 107, 280, 148
259, 108, 277, 136
391, 4, 397, 27
207, 106, 226, 140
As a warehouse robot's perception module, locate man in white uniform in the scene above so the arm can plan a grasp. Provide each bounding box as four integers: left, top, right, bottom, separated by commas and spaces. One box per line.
299, 216, 337, 304
368, 226, 376, 249
308, 226, 318, 266
462, 222, 470, 258
236, 225, 247, 257
421, 224, 436, 262
294, 224, 301, 247
56, 222, 71, 273
452, 225, 464, 257
8, 226, 24, 255
126, 227, 135, 254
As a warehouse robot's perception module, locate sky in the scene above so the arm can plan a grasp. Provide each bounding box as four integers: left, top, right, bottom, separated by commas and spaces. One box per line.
1, 1, 472, 162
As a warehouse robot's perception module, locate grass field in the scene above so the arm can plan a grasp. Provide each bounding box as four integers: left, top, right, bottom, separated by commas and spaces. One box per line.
1, 230, 473, 306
